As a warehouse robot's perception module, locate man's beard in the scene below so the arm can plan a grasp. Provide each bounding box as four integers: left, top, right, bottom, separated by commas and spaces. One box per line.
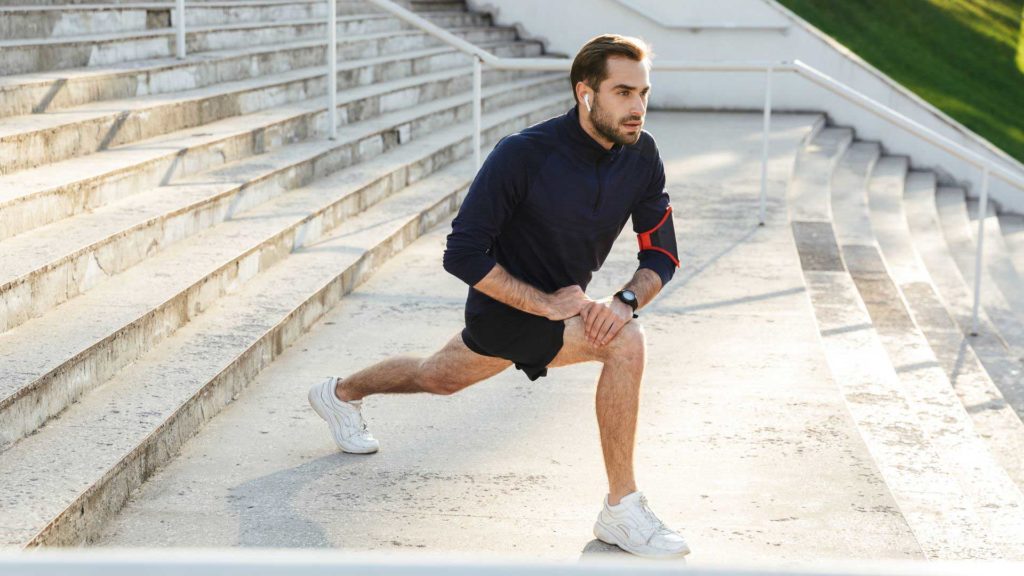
590, 95, 642, 146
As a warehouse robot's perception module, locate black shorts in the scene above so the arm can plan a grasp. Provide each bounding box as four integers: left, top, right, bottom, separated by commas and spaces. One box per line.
461, 303, 566, 381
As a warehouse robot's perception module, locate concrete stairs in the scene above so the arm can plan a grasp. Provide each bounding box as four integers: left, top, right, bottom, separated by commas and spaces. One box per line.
4, 0, 1024, 564
788, 124, 1024, 559
0, 0, 572, 549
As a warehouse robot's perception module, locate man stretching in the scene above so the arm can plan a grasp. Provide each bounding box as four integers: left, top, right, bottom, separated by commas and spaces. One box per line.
309, 34, 690, 559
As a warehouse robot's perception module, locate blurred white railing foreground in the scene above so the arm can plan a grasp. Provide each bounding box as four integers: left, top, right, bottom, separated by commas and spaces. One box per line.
3, 549, 1024, 576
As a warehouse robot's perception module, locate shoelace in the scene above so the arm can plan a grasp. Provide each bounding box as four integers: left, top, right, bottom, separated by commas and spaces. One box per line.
350, 405, 370, 433
337, 384, 372, 436
350, 404, 371, 435
637, 495, 671, 543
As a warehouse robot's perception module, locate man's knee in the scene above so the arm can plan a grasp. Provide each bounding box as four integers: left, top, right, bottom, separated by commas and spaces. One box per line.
417, 359, 463, 395
600, 320, 646, 362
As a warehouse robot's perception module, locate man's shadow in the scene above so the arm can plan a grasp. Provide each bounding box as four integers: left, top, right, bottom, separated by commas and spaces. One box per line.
579, 539, 688, 565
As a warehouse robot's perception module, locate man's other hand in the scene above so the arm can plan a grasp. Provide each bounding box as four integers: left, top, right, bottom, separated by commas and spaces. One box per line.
543, 285, 591, 321
581, 297, 633, 347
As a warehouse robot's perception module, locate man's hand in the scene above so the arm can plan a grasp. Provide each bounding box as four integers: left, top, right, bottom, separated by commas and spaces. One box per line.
543, 285, 591, 321
581, 297, 633, 347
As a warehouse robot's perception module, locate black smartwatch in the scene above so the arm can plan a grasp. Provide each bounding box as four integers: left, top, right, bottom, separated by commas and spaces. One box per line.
614, 289, 639, 318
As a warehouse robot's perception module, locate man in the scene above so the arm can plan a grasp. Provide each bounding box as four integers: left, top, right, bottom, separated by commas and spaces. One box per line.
308, 34, 690, 559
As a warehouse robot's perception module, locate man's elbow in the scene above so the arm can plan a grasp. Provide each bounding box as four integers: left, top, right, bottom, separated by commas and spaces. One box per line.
443, 247, 494, 287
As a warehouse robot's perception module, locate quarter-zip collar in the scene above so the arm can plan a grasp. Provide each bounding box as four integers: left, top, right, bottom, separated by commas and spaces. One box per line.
562, 104, 624, 164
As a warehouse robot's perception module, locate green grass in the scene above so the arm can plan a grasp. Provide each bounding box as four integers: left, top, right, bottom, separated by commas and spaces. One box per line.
776, 0, 1024, 164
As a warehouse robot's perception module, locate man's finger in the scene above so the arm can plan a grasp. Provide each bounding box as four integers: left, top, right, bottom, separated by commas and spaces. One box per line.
594, 314, 615, 347
600, 319, 623, 346
584, 304, 598, 339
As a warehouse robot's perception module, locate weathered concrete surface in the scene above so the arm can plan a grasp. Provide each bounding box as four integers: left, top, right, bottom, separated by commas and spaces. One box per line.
97, 111, 922, 564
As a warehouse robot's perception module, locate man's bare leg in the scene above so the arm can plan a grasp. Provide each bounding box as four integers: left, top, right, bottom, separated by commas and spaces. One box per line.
549, 315, 646, 506
336, 332, 513, 401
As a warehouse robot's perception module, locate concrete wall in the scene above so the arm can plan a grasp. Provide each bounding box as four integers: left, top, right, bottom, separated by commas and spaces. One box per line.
465, 0, 1024, 213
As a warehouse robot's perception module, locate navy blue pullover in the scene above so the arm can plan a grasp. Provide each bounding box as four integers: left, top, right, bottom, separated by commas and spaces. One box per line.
443, 104, 679, 317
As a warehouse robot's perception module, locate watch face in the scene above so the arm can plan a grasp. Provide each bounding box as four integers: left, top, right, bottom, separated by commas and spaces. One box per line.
622, 290, 636, 302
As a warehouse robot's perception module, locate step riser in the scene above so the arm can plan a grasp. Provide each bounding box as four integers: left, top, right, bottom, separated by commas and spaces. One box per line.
0, 25, 515, 119
187, 22, 512, 56
0, 23, 513, 76
185, 8, 487, 29
26, 101, 566, 547
0, 43, 543, 242
0, 83, 568, 452
0, 34, 520, 175
0, 8, 169, 40
0, 9, 487, 41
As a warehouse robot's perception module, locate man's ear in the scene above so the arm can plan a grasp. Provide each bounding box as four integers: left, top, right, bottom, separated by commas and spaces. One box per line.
575, 81, 593, 109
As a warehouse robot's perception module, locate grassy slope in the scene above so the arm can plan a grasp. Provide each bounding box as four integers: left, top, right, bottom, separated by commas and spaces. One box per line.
776, 0, 1024, 164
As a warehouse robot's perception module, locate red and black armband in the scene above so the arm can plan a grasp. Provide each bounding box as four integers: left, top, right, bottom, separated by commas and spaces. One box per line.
637, 206, 680, 267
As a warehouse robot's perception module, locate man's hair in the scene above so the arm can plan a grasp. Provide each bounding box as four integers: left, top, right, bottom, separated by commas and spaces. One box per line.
569, 34, 653, 105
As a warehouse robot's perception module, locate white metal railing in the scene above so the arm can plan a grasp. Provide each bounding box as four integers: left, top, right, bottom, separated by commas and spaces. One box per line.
175, 0, 186, 59
343, 0, 1023, 336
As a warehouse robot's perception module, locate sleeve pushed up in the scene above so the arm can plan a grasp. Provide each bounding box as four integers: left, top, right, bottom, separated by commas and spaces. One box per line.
442, 136, 529, 287
631, 153, 680, 287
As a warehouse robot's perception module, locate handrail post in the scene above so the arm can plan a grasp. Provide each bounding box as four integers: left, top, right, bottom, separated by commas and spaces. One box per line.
175, 0, 186, 59
759, 65, 773, 226
970, 166, 990, 337
473, 56, 482, 170
327, 0, 338, 140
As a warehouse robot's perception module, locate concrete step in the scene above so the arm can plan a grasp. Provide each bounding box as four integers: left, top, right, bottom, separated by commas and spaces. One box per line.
965, 198, 1024, 329
0, 0, 436, 36
935, 187, 1024, 358
787, 126, 852, 223
0, 18, 511, 75
829, 144, 1024, 557
1, 22, 507, 117
788, 128, 1002, 559
0, 40, 544, 242
0, 4, 170, 40
902, 172, 1024, 424
0, 27, 513, 175
866, 158, 1024, 490
1, 0, 422, 35
1000, 211, 1024, 278
0, 95, 565, 550
0, 82, 569, 452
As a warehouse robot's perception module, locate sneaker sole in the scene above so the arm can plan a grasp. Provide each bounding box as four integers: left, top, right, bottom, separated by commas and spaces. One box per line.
307, 380, 379, 454
593, 520, 691, 559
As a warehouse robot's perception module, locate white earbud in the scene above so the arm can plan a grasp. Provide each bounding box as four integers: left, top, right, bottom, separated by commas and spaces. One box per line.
584, 93, 592, 112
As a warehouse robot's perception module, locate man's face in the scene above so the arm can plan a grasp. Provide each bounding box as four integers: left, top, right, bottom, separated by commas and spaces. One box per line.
588, 56, 651, 146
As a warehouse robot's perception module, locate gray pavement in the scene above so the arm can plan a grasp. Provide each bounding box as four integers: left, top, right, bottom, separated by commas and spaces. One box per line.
95, 111, 922, 564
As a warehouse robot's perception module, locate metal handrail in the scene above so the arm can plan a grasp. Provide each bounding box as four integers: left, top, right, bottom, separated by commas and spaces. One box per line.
176, 0, 186, 59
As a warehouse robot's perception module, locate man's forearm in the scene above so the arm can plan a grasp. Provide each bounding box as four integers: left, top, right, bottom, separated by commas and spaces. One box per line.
622, 268, 663, 311
473, 263, 550, 317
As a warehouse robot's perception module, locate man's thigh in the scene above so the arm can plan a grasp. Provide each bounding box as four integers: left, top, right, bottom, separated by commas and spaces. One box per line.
420, 331, 513, 392
548, 315, 612, 368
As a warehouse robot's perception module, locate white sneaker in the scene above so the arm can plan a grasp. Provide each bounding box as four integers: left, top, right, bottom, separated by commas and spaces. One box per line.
593, 491, 691, 559
307, 376, 379, 454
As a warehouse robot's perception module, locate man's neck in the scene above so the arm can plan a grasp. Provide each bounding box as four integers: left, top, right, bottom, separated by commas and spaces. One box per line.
578, 109, 614, 151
